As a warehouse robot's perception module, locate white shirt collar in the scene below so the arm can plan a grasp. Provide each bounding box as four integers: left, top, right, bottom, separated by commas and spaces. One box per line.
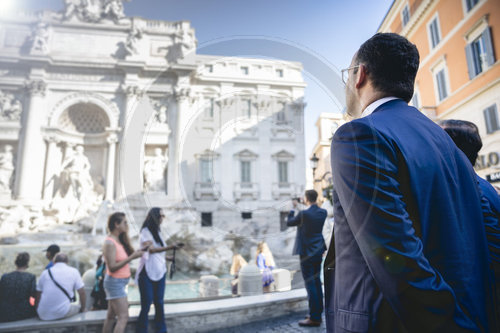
361, 96, 399, 118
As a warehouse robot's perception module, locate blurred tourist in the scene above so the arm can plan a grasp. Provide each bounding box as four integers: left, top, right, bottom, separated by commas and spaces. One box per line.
102, 212, 144, 333
36, 253, 86, 320
256, 242, 276, 292
230, 254, 248, 295
90, 254, 108, 310
0, 252, 36, 322
287, 190, 326, 327
136, 207, 183, 333
43, 244, 60, 269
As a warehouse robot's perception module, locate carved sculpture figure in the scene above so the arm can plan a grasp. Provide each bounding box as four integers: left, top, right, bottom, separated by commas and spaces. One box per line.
124, 25, 142, 56
0, 91, 22, 121
59, 145, 94, 200
62, 0, 128, 23
0, 145, 15, 194
62, 0, 79, 20
29, 22, 50, 54
177, 29, 197, 58
103, 0, 127, 23
143, 148, 167, 192
151, 100, 168, 124
49, 145, 99, 223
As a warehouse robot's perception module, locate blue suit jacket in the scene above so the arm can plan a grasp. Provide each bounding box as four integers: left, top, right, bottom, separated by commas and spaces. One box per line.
325, 99, 497, 333
287, 204, 327, 257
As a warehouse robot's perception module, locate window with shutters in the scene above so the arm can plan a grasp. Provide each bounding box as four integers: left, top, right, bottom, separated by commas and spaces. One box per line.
204, 98, 215, 118
464, 0, 480, 12
411, 87, 421, 110
427, 15, 441, 49
241, 99, 252, 118
200, 158, 212, 183
431, 60, 450, 104
401, 4, 410, 27
465, 26, 495, 79
278, 161, 288, 183
241, 161, 251, 183
484, 104, 500, 134
435, 69, 448, 102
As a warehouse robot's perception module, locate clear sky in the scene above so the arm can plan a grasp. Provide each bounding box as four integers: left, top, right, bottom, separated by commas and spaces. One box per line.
15, 0, 393, 168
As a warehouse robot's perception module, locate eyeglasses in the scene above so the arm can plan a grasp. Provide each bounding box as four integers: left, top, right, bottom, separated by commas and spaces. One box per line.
341, 65, 360, 85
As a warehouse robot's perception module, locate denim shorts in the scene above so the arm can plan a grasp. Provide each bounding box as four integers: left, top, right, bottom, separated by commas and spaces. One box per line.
103, 275, 129, 300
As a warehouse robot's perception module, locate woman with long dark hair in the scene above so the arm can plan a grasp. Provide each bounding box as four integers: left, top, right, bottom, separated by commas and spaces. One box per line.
135, 207, 182, 333
102, 212, 145, 333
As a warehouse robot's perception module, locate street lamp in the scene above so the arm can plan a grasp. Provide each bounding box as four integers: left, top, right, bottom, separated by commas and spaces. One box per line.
310, 153, 319, 179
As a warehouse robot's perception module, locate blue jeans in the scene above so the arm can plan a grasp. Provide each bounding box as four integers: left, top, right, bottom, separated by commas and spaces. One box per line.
300, 254, 324, 322
136, 270, 167, 333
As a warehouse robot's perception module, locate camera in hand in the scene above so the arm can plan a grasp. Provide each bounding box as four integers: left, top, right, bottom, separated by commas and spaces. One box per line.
293, 197, 302, 203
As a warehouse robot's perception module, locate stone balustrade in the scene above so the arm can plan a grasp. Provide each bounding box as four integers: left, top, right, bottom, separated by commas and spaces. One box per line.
0, 288, 308, 333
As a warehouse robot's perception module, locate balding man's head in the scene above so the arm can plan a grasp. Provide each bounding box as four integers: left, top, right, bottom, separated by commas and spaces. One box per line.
54, 253, 68, 263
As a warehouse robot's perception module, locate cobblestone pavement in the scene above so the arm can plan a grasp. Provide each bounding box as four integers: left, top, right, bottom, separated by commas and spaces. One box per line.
210, 312, 326, 333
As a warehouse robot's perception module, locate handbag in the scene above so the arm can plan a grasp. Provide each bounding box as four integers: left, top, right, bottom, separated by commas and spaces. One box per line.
48, 268, 76, 302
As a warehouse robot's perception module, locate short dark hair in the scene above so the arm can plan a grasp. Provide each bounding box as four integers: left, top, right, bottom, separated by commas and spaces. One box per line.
15, 252, 30, 268
439, 119, 482, 166
355, 33, 420, 102
305, 189, 318, 203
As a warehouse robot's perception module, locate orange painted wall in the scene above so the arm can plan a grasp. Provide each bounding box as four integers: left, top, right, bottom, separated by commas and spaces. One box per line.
403, 0, 500, 115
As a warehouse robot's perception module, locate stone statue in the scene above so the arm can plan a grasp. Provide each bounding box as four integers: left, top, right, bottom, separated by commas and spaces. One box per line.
62, 0, 128, 23
49, 145, 98, 223
0, 145, 15, 194
0, 91, 22, 121
62, 0, 79, 20
103, 0, 127, 23
143, 148, 167, 192
176, 29, 197, 58
29, 22, 50, 54
151, 99, 168, 124
124, 25, 142, 56
59, 145, 94, 200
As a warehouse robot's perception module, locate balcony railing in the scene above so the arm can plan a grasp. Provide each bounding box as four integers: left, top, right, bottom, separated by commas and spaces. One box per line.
194, 182, 220, 200
272, 182, 299, 200
234, 182, 259, 200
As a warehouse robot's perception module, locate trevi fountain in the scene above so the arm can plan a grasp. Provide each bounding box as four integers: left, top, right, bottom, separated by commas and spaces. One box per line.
0, 0, 326, 285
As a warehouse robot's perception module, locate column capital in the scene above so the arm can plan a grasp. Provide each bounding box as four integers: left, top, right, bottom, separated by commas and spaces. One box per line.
122, 84, 144, 98
174, 86, 192, 103
216, 97, 235, 109
43, 134, 60, 144
106, 133, 119, 144
25, 80, 47, 96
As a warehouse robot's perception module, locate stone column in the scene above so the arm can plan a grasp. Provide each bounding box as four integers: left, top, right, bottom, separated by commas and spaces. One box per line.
116, 84, 144, 199
15, 80, 47, 202
105, 133, 118, 201
168, 86, 190, 201
42, 134, 60, 200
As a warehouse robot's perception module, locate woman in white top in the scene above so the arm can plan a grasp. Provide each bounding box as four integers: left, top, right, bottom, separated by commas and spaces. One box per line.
135, 207, 182, 333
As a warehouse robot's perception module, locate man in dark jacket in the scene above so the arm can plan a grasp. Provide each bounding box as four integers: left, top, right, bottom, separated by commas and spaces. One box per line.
287, 189, 327, 327
325, 33, 497, 332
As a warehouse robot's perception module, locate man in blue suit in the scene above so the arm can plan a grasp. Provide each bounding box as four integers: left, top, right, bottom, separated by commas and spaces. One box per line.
287, 189, 327, 327
325, 33, 498, 332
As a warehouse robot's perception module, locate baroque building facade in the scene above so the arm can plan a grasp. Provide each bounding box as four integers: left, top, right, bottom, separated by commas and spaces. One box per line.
378, 0, 500, 185
0, 1, 306, 241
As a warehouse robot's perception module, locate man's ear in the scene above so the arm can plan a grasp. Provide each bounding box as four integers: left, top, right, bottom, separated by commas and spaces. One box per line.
355, 64, 368, 89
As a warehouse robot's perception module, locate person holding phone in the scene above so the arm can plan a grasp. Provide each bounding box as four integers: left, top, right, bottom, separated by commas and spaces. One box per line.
135, 207, 183, 333
102, 212, 145, 333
